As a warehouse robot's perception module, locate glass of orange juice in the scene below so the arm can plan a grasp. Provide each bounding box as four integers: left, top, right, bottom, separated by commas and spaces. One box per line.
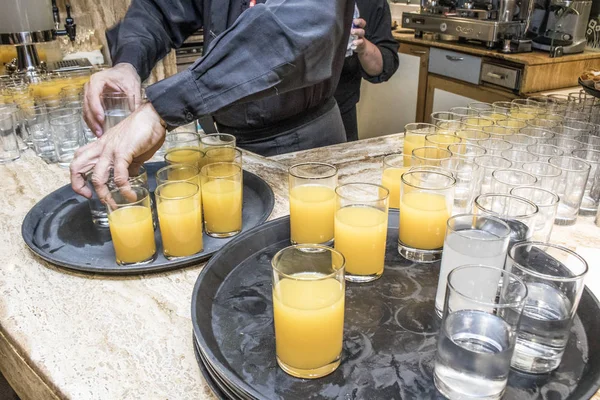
200, 133, 236, 149
381, 153, 409, 209
204, 147, 242, 166
201, 162, 243, 238
425, 133, 462, 149
411, 146, 452, 168
106, 186, 157, 265
156, 164, 200, 186
164, 131, 204, 168
155, 181, 204, 259
288, 162, 337, 246
334, 183, 389, 282
404, 123, 437, 167
398, 170, 455, 263
271, 244, 345, 378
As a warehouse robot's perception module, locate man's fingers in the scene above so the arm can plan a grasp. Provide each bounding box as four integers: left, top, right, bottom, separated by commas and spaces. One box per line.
92, 153, 114, 201
353, 18, 366, 28
69, 141, 105, 198
351, 28, 365, 39
84, 80, 105, 137
113, 155, 132, 190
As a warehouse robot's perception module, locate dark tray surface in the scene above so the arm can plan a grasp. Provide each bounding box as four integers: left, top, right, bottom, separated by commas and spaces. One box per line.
192, 210, 600, 400
579, 78, 600, 99
21, 162, 274, 275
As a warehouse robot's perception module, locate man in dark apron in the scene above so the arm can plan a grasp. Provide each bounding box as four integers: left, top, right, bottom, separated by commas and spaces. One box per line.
71, 0, 354, 198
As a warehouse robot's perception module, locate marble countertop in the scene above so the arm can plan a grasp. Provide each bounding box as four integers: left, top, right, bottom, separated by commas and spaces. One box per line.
1, 136, 600, 399
393, 32, 600, 66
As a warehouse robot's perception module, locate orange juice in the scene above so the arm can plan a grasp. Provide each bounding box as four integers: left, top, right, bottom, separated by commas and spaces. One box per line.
463, 117, 494, 127
335, 206, 388, 277
202, 179, 243, 234
108, 206, 156, 264
381, 167, 408, 208
484, 113, 508, 121
403, 135, 426, 166
399, 192, 449, 249
289, 185, 335, 244
273, 275, 344, 375
30, 79, 71, 99
157, 183, 203, 258
165, 147, 204, 167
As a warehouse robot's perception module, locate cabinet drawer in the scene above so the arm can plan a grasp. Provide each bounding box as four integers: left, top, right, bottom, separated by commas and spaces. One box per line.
480, 63, 521, 90
427, 47, 482, 85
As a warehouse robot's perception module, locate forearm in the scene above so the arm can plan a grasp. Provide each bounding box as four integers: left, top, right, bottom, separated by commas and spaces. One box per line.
357, 39, 384, 77
146, 0, 354, 126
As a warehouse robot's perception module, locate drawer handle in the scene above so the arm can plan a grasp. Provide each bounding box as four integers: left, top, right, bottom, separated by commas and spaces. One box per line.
445, 55, 464, 61
486, 72, 507, 80
411, 50, 427, 55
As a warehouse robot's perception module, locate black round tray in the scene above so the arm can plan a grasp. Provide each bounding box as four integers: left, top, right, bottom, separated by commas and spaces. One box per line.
579, 78, 600, 99
192, 210, 600, 400
21, 162, 274, 275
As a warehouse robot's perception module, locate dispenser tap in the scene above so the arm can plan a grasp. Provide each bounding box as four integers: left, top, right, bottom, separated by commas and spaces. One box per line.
54, 3, 77, 42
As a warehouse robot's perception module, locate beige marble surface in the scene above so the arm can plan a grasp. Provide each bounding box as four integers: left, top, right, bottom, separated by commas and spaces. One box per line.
1, 136, 600, 399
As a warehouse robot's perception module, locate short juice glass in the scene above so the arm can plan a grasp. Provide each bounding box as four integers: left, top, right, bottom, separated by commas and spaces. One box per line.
403, 123, 436, 166
201, 163, 243, 237
205, 147, 243, 166
411, 146, 452, 167
381, 153, 409, 209
155, 181, 204, 259
288, 162, 337, 245
156, 164, 201, 186
165, 147, 205, 168
200, 133, 236, 149
425, 133, 462, 149
398, 170, 455, 263
335, 183, 389, 282
272, 245, 345, 379
106, 186, 157, 265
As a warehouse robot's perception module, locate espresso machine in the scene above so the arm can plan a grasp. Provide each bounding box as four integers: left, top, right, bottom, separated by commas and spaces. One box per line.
402, 0, 534, 51
1, 0, 89, 78
528, 0, 592, 56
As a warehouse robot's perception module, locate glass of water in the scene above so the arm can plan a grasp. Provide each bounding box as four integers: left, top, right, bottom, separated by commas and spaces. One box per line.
506, 242, 588, 374
435, 214, 511, 317
434, 264, 527, 400
101, 92, 135, 131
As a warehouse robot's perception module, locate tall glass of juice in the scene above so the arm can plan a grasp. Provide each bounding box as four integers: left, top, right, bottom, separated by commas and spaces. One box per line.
204, 147, 242, 166
156, 164, 201, 187
106, 186, 157, 265
201, 162, 243, 238
272, 244, 345, 378
403, 123, 437, 166
398, 170, 455, 263
288, 162, 337, 246
381, 153, 409, 209
155, 181, 204, 259
335, 183, 389, 282
164, 131, 204, 168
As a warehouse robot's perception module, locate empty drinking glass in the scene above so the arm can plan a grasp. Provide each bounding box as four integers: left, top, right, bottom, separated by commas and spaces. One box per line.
491, 168, 537, 194
476, 138, 512, 156
447, 143, 486, 162
434, 265, 527, 400
455, 128, 490, 144
0, 112, 20, 163
510, 186, 559, 242
506, 243, 587, 374
49, 110, 83, 167
474, 155, 512, 194
441, 158, 481, 213
500, 149, 539, 168
548, 156, 591, 225
519, 127, 555, 143
572, 148, 600, 215
525, 143, 564, 162
503, 134, 537, 151
521, 161, 562, 192
474, 193, 538, 247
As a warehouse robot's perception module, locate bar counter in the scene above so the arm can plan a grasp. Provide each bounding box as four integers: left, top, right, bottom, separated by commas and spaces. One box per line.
1, 135, 599, 399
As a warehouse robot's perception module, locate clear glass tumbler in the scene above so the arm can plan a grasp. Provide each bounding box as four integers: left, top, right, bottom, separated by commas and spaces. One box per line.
476, 138, 512, 156
525, 143, 564, 162
411, 146, 453, 167
434, 265, 527, 400
473, 193, 538, 248
49, 110, 83, 168
521, 161, 562, 192
491, 168, 537, 194
509, 186, 559, 242
435, 214, 511, 317
271, 244, 345, 378
398, 170, 455, 263
506, 242, 588, 374
474, 155, 513, 194
288, 162, 337, 245
101, 92, 135, 131
548, 156, 591, 225
0, 112, 20, 163
499, 149, 539, 168
440, 158, 480, 214
200, 133, 237, 149
205, 147, 243, 166
572, 148, 600, 215
335, 183, 389, 282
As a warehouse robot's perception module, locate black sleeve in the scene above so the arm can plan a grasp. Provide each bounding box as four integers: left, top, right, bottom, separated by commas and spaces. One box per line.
360, 0, 399, 84
145, 0, 354, 126
106, 0, 204, 81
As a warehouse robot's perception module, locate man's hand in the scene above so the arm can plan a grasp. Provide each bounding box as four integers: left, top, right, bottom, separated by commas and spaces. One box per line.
351, 18, 367, 55
70, 102, 166, 200
83, 63, 142, 137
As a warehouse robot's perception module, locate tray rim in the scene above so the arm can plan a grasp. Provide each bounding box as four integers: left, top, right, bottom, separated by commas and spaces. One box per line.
579, 77, 600, 99
21, 165, 275, 275
191, 212, 600, 400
